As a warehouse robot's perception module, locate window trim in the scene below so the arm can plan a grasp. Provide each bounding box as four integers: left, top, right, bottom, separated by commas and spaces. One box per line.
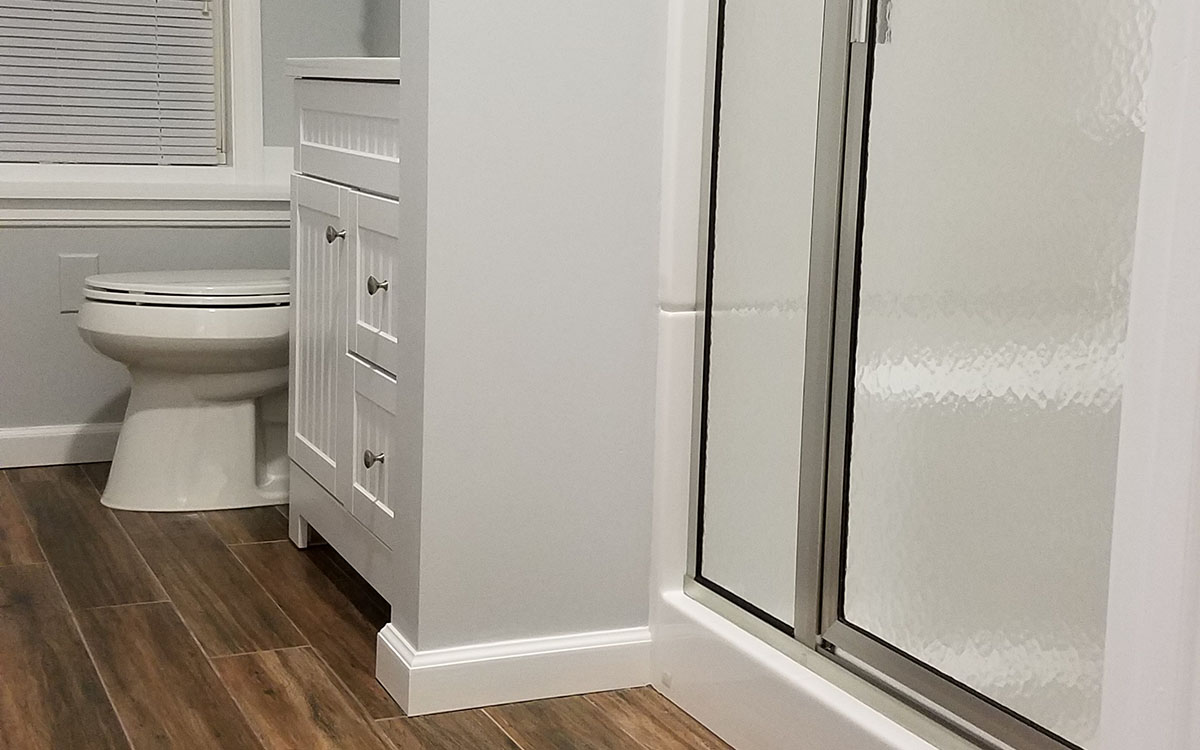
0, 0, 291, 205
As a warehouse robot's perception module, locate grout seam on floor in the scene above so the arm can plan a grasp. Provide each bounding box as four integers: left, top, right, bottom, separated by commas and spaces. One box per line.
4, 470, 139, 750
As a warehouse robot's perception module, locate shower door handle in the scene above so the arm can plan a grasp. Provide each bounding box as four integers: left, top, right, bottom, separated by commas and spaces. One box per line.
850, 0, 891, 45
850, 0, 871, 44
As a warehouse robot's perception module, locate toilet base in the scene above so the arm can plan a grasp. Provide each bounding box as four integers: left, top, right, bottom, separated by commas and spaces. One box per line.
102, 367, 290, 512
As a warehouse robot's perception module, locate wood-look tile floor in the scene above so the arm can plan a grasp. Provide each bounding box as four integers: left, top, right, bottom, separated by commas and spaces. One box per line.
0, 463, 731, 750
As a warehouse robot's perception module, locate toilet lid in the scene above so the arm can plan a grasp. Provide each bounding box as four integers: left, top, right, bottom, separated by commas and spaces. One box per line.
85, 270, 290, 297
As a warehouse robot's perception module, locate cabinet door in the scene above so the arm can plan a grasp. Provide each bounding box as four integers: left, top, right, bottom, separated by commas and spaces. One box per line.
351, 192, 403, 374
290, 175, 352, 495
350, 358, 398, 548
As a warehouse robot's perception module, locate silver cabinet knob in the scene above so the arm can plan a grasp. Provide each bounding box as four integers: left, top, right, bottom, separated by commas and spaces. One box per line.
363, 450, 385, 469
367, 275, 390, 295
325, 225, 347, 244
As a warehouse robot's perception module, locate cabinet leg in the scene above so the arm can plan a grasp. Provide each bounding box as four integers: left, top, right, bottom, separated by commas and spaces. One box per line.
290, 511, 313, 549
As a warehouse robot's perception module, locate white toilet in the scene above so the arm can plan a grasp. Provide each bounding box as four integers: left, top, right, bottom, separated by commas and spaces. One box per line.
77, 269, 291, 512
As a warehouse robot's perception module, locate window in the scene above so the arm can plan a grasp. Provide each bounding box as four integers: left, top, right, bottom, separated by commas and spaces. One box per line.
0, 0, 225, 166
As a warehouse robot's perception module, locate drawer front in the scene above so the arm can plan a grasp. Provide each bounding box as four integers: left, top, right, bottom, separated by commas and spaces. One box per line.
351, 357, 398, 549
352, 192, 404, 374
296, 79, 400, 198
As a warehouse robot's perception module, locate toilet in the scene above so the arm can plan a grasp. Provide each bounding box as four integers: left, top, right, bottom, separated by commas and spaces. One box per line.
77, 270, 291, 512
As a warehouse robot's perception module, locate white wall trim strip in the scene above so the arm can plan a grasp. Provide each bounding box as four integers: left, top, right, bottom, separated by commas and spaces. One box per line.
0, 422, 121, 469
376, 624, 652, 716
0, 210, 290, 227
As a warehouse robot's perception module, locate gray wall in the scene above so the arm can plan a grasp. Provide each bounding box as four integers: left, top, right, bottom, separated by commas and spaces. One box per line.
260, 0, 402, 146
0, 226, 288, 428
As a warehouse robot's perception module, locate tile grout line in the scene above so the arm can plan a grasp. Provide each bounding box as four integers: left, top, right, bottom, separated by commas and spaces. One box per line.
480, 707, 534, 750
224, 538, 294, 547
208, 643, 315, 661
85, 469, 396, 729
82, 470, 171, 607
205, 644, 277, 750
77, 599, 174, 612
119, 511, 300, 750
158, 579, 270, 750
2, 469, 139, 750
581, 691, 665, 750
222, 540, 315, 655
115, 504, 310, 659
80, 467, 270, 750
0, 471, 44, 567
222, 537, 403, 723
196, 508, 288, 547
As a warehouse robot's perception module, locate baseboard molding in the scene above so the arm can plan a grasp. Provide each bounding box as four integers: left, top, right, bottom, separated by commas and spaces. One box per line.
0, 423, 122, 469
376, 623, 652, 716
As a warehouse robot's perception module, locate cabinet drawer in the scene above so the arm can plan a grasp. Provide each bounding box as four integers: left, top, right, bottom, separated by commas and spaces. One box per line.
351, 357, 397, 548
296, 79, 400, 198
351, 192, 407, 374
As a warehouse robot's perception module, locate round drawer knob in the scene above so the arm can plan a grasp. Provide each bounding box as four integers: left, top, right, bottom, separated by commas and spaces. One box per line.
363, 450, 385, 469
367, 275, 390, 295
325, 225, 347, 244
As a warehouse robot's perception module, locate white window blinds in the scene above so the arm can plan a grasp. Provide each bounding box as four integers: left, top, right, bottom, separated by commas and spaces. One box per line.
0, 0, 223, 165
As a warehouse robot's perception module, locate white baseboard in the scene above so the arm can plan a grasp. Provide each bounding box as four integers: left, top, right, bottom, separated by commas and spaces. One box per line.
0, 423, 122, 469
376, 623, 652, 716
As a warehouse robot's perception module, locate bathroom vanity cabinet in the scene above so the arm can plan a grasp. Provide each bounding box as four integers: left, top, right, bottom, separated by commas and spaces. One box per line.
287, 59, 419, 611
282, 10, 660, 714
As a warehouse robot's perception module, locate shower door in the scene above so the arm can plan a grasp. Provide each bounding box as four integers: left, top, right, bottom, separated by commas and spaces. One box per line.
807, 0, 1153, 746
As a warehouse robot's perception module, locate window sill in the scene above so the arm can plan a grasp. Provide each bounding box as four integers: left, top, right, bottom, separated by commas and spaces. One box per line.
0, 147, 294, 227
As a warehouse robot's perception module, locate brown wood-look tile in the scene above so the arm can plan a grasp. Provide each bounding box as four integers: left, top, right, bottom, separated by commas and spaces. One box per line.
585, 688, 731, 750
8, 464, 96, 494
9, 471, 165, 610
378, 711, 521, 750
0, 472, 43, 566
233, 542, 401, 719
77, 602, 263, 750
0, 564, 129, 749
214, 646, 393, 750
486, 695, 644, 750
116, 511, 305, 657
202, 507, 290, 545
82, 462, 112, 494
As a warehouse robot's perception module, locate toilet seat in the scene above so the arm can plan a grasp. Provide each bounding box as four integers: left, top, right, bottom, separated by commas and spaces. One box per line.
84, 269, 290, 308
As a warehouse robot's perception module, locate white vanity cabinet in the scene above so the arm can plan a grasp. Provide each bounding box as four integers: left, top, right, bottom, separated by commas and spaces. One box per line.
287, 60, 412, 598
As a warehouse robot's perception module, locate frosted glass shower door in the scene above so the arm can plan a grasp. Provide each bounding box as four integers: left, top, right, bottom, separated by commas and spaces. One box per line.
822, 0, 1153, 746
693, 0, 822, 628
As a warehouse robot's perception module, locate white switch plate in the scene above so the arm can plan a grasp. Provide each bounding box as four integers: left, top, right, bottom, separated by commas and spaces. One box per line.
59, 253, 99, 313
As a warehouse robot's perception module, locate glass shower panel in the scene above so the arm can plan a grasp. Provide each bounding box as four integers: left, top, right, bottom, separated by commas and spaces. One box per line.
697, 0, 822, 626
840, 0, 1152, 744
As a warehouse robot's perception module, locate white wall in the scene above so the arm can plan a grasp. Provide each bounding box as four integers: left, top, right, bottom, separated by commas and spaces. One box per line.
1096, 0, 1200, 745
413, 0, 667, 650
0, 226, 288, 430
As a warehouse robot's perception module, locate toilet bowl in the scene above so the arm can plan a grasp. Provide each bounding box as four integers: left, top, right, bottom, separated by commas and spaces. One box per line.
77, 270, 291, 512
